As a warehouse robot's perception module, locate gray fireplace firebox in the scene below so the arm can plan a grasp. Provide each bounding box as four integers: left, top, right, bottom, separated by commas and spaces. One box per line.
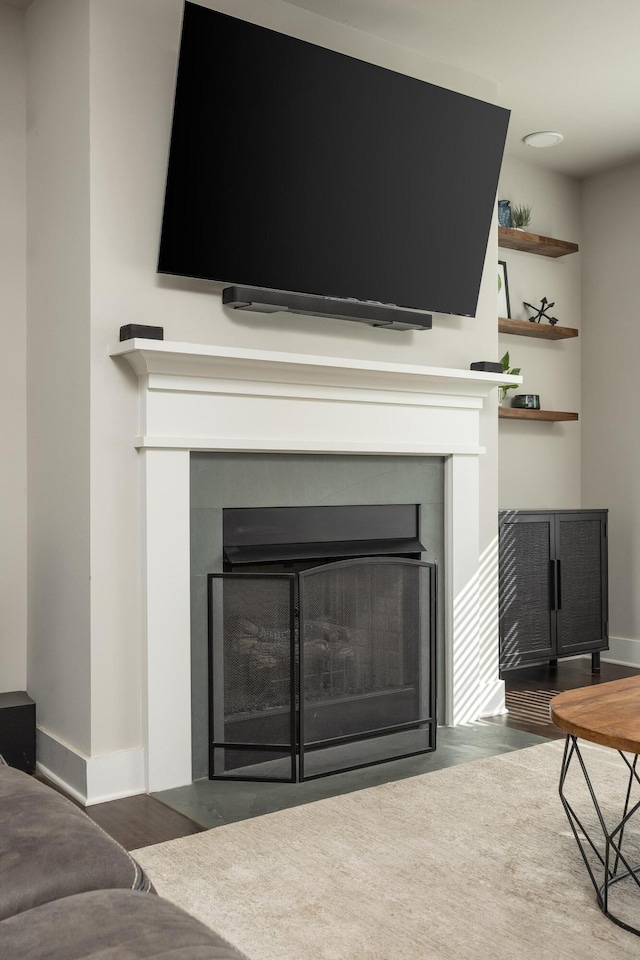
208, 504, 437, 782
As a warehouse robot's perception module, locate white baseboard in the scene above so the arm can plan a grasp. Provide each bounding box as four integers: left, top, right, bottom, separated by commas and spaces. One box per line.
85, 748, 146, 805
601, 636, 640, 669
37, 727, 88, 800
36, 726, 146, 805
36, 761, 88, 805
478, 678, 507, 718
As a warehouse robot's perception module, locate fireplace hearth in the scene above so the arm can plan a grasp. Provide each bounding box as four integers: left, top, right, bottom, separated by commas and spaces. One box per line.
208, 504, 437, 781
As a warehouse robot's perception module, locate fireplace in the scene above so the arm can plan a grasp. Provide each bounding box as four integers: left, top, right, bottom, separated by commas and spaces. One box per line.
208, 504, 437, 781
111, 340, 507, 793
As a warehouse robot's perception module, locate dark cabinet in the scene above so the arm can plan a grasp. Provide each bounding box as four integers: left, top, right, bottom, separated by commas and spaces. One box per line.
499, 510, 608, 671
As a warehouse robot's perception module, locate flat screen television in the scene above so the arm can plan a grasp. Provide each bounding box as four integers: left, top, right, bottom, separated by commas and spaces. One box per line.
159, 2, 510, 329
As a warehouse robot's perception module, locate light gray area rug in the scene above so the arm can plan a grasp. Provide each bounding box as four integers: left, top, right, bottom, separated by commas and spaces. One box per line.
134, 741, 640, 960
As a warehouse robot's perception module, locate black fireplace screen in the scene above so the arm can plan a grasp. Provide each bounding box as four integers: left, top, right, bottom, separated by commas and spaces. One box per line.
208, 557, 436, 782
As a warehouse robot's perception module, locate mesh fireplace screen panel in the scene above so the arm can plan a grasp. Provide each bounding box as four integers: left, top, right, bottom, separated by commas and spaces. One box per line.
301, 724, 432, 780
299, 558, 433, 751
208, 559, 436, 782
208, 573, 295, 780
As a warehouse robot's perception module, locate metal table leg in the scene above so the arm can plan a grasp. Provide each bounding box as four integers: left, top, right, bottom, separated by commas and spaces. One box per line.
559, 734, 640, 936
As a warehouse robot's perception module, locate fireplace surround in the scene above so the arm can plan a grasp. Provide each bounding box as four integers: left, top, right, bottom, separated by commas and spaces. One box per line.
190, 453, 445, 782
111, 340, 509, 792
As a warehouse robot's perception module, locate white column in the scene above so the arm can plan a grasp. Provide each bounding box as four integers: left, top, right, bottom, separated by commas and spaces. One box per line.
477, 534, 506, 718
142, 448, 192, 791
445, 455, 481, 724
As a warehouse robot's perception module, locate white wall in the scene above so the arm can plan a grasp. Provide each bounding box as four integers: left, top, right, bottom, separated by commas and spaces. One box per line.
0, 4, 27, 693
497, 157, 582, 509
21, 0, 503, 785
582, 161, 640, 666
26, 0, 92, 753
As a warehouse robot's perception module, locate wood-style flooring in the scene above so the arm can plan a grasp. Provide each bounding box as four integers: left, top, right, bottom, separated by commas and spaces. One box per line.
84, 793, 204, 849
487, 658, 640, 738
43, 658, 640, 851
35, 773, 204, 850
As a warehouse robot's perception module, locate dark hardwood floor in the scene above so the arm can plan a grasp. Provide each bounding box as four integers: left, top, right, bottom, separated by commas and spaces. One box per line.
85, 793, 204, 850
39, 658, 640, 851
35, 773, 204, 851
488, 658, 640, 738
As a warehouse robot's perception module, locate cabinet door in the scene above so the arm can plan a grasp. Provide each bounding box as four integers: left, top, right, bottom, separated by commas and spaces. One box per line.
499, 514, 557, 669
555, 513, 608, 654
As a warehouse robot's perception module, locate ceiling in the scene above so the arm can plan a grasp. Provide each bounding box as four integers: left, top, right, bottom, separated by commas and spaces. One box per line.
281, 0, 640, 179
5, 0, 640, 178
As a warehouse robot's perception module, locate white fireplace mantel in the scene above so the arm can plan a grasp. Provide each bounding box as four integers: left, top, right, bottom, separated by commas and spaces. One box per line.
110, 339, 515, 455
110, 339, 511, 792
110, 339, 511, 395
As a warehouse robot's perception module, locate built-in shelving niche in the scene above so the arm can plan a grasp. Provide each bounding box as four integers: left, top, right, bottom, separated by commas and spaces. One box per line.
498, 226, 579, 422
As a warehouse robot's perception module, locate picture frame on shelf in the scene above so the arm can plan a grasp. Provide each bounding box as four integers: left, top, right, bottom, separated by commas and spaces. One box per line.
498, 260, 511, 318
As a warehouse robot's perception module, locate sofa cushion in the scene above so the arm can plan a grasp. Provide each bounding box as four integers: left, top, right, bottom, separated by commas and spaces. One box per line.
0, 763, 150, 920
0, 889, 250, 959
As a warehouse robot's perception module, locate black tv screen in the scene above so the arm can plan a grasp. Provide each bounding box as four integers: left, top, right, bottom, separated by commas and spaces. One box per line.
159, 2, 510, 319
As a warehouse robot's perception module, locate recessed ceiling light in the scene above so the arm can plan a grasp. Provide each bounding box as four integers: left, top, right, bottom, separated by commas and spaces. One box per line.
523, 131, 564, 148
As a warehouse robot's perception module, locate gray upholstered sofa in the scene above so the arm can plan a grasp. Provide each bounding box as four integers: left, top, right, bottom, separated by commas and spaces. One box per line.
0, 758, 249, 959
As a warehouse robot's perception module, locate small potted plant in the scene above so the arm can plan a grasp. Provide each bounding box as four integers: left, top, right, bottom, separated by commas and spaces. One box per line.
511, 204, 532, 230
499, 351, 521, 404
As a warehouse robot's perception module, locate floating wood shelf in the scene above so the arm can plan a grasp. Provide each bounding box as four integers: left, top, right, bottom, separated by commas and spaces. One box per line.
499, 408, 579, 422
498, 317, 579, 340
498, 227, 579, 258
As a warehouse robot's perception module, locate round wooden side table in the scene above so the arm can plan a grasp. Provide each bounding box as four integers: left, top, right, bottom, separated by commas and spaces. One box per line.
551, 676, 640, 936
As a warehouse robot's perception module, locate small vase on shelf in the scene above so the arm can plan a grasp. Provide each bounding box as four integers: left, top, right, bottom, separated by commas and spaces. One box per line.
498, 200, 512, 228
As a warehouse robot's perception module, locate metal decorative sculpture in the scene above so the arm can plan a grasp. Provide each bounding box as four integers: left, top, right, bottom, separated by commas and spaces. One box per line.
523, 297, 559, 325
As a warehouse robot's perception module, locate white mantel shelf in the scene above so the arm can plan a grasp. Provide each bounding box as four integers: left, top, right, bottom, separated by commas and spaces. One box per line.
110, 339, 515, 398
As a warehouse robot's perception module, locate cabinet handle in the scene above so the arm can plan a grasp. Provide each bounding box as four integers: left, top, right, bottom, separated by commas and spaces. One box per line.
556, 559, 562, 610
550, 559, 557, 610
